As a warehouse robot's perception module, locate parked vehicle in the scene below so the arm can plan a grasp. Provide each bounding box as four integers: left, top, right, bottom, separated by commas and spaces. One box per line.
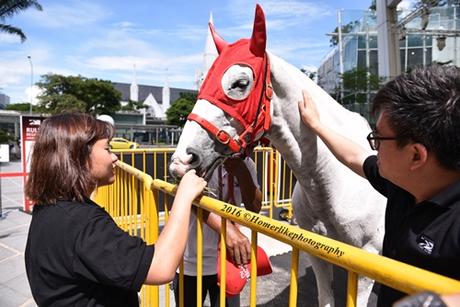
109, 137, 139, 149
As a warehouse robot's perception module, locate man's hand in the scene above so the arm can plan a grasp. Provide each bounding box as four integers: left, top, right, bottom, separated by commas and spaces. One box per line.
225, 221, 251, 266
298, 89, 321, 132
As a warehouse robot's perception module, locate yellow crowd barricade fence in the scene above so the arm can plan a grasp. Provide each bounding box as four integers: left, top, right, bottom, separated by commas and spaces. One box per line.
111, 147, 295, 222
94, 160, 460, 307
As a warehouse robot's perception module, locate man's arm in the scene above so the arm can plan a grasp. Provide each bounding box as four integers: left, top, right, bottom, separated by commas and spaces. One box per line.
205, 214, 250, 265
298, 90, 371, 178
205, 158, 262, 265
223, 158, 262, 213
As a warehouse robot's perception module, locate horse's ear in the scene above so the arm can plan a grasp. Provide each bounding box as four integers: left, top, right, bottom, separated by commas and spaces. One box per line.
209, 22, 228, 54
249, 4, 266, 57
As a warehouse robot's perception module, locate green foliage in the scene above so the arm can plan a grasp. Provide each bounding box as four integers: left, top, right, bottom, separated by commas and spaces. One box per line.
369, 0, 376, 11
330, 21, 360, 47
0, 129, 15, 143
120, 100, 147, 111
5, 102, 33, 112
0, 0, 43, 42
341, 67, 382, 104
166, 92, 197, 127
300, 68, 317, 80
36, 74, 121, 115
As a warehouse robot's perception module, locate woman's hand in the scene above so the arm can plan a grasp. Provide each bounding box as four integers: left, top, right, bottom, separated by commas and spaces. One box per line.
176, 169, 207, 202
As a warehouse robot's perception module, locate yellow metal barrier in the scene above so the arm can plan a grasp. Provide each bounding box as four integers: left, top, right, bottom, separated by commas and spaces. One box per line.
152, 178, 460, 307
95, 158, 460, 306
93, 161, 168, 307
112, 147, 295, 221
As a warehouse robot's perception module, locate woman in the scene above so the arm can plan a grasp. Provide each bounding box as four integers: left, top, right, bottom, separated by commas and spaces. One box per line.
25, 112, 206, 306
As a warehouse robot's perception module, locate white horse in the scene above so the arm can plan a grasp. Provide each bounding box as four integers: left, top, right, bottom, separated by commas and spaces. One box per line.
169, 5, 385, 306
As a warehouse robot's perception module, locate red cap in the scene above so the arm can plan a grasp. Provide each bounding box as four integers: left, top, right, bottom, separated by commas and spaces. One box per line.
217, 246, 273, 296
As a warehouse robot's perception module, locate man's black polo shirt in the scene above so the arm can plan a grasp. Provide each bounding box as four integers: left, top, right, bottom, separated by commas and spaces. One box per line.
363, 155, 460, 306
25, 198, 154, 306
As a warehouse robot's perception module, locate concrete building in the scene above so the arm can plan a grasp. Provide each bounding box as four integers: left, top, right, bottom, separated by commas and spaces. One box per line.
112, 80, 196, 124
0, 93, 10, 109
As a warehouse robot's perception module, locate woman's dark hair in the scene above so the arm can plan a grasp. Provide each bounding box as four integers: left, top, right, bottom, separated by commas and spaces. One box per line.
371, 64, 460, 170
25, 112, 114, 204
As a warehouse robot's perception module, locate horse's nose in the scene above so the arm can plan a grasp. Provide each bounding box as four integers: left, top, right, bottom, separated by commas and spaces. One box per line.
186, 148, 203, 170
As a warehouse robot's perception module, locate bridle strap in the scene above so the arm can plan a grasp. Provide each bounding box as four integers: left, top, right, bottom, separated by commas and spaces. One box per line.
187, 113, 243, 154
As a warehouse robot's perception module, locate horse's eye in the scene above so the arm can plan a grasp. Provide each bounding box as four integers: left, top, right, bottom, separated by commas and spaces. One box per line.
230, 79, 249, 89
221, 64, 254, 101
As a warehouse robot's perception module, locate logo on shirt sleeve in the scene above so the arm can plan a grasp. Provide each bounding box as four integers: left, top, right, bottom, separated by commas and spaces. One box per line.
416, 234, 435, 255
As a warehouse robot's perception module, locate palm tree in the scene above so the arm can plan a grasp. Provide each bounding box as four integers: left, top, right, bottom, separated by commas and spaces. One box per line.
0, 0, 42, 42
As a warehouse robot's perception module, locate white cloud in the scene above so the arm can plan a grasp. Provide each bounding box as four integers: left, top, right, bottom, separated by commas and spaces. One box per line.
199, 0, 333, 42
0, 33, 22, 44
25, 85, 42, 105
83, 53, 201, 73
225, 0, 332, 21
398, 0, 418, 11
300, 64, 317, 72
263, 0, 332, 18
24, 1, 110, 28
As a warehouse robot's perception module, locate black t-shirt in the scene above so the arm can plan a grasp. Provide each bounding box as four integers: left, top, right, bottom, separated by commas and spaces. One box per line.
25, 198, 154, 307
363, 155, 460, 306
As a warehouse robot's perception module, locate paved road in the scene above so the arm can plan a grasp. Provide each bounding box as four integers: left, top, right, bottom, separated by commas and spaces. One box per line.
0, 161, 36, 307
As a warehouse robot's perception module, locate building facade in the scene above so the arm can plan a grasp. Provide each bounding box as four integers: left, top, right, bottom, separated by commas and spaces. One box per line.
0, 93, 10, 109
317, 4, 460, 118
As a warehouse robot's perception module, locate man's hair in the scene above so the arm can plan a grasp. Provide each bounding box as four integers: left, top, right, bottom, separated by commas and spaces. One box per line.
371, 64, 460, 170
26, 112, 114, 204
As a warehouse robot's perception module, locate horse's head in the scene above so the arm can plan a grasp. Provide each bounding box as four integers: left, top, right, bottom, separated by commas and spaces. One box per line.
170, 4, 273, 179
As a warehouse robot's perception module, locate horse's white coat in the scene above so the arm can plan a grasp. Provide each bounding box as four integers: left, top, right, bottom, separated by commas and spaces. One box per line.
170, 52, 385, 307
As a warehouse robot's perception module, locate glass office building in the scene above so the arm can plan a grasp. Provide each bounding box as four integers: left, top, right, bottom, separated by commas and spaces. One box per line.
317, 4, 460, 117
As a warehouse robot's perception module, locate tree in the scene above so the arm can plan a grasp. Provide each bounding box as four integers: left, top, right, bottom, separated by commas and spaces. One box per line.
37, 74, 122, 115
0, 129, 14, 143
300, 68, 317, 81
0, 0, 42, 42
341, 67, 381, 104
166, 92, 197, 127
329, 21, 360, 46
120, 99, 147, 112
369, 0, 376, 11
5, 102, 34, 112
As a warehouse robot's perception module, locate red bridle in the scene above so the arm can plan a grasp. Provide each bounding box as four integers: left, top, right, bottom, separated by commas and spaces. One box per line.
187, 54, 273, 157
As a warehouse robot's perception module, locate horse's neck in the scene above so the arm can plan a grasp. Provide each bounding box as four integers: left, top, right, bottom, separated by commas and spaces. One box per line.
267, 54, 371, 188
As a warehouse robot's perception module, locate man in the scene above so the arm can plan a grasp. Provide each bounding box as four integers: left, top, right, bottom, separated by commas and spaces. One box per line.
298, 64, 460, 306
173, 157, 262, 307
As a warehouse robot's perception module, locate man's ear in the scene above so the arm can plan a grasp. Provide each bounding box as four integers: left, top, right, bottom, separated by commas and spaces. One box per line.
409, 143, 428, 171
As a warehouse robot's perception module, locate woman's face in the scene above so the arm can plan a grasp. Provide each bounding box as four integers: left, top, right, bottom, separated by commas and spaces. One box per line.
89, 138, 118, 187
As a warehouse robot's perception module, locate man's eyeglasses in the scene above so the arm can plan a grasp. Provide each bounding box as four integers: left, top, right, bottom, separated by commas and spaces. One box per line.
367, 131, 397, 150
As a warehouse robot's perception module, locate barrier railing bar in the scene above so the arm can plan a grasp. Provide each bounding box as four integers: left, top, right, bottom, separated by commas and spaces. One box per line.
152, 178, 460, 297
289, 248, 299, 307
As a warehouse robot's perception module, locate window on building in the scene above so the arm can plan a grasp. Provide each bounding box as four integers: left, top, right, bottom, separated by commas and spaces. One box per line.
407, 48, 424, 70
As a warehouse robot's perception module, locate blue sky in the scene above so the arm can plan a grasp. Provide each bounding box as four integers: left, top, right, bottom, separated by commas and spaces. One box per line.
0, 0, 407, 104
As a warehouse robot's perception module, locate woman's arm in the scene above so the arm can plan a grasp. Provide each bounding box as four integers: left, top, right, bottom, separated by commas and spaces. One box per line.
144, 170, 207, 285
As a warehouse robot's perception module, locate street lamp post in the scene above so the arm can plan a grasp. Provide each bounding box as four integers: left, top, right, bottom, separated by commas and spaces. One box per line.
27, 56, 33, 115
